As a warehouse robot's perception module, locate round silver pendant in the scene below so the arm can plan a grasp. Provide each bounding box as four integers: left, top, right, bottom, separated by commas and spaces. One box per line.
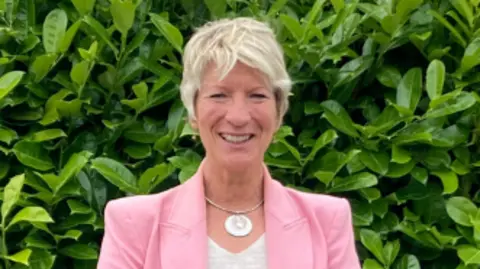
224, 214, 253, 237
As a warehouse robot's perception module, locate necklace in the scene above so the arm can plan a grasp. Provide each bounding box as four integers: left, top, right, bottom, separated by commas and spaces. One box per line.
205, 197, 264, 237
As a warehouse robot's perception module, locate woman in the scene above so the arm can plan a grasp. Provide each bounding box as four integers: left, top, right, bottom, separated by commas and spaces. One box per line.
97, 17, 361, 269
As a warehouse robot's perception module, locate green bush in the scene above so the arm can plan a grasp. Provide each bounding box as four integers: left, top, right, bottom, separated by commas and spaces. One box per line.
0, 0, 479, 268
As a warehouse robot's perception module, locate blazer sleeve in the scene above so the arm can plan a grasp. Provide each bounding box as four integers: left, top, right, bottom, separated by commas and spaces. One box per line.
97, 199, 145, 269
327, 198, 362, 269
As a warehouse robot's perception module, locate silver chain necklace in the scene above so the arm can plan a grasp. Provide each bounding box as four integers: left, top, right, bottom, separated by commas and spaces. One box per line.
205, 197, 264, 237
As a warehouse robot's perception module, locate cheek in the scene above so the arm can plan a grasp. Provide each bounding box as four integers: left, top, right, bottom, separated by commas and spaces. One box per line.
253, 106, 278, 132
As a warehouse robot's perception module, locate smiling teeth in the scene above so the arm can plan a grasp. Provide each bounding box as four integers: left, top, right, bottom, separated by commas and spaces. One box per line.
221, 134, 251, 143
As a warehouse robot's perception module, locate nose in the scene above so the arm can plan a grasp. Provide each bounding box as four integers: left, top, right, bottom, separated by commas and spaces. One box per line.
224, 96, 251, 127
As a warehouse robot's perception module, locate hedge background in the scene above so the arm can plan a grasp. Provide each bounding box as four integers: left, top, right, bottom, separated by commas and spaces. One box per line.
0, 0, 479, 268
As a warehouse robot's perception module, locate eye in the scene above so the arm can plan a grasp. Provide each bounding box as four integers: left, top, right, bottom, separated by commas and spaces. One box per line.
209, 93, 227, 98
250, 93, 267, 99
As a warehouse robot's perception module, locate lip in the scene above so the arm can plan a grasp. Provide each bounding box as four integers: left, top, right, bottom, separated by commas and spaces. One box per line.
218, 133, 255, 146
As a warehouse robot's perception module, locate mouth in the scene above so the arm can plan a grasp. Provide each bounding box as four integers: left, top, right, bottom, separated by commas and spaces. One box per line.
219, 133, 254, 144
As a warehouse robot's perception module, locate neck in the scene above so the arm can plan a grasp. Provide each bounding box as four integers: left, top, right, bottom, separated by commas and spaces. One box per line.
202, 157, 264, 210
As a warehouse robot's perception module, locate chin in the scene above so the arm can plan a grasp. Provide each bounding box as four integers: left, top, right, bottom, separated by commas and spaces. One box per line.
219, 154, 259, 171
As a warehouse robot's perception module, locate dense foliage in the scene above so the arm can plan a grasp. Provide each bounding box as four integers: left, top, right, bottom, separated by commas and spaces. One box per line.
0, 0, 479, 268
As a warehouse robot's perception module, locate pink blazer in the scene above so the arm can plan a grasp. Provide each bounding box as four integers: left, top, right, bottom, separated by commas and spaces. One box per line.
97, 161, 362, 269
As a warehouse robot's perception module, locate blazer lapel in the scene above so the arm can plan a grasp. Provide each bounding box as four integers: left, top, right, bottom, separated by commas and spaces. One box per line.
264, 166, 314, 269
160, 165, 208, 269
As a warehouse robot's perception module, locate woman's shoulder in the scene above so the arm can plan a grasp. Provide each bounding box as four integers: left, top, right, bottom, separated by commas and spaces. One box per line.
103, 185, 180, 223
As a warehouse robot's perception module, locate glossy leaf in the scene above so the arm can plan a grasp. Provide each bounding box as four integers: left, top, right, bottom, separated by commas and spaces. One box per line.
320, 100, 359, 137
360, 229, 386, 264
359, 150, 390, 175
204, 0, 226, 18
13, 141, 54, 171
6, 249, 32, 266
425, 92, 476, 118
91, 157, 138, 193
426, 60, 445, 100
328, 172, 378, 192
376, 66, 402, 88
58, 244, 98, 260
150, 13, 184, 53
446, 197, 477, 226
31, 129, 67, 142
397, 68, 422, 112
304, 129, 338, 163
2, 174, 25, 224
42, 9, 68, 53
72, 0, 95, 15
459, 37, 480, 73
457, 246, 480, 265
0, 71, 25, 101
110, 0, 138, 35
7, 206, 54, 229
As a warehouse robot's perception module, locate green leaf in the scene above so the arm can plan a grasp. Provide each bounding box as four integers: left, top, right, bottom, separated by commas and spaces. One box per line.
150, 13, 184, 53
91, 157, 138, 193
110, 0, 138, 35
67, 200, 92, 215
13, 141, 54, 171
429, 10, 467, 48
59, 20, 82, 53
6, 249, 32, 266
2, 174, 25, 224
124, 143, 152, 159
359, 150, 390, 175
376, 66, 402, 88
83, 15, 119, 56
446, 196, 477, 226
0, 126, 17, 145
449, 0, 474, 28
459, 37, 480, 73
70, 60, 90, 88
396, 0, 423, 23
392, 145, 411, 164
0, 71, 25, 101
42, 9, 68, 53
21, 248, 56, 269
396, 68, 422, 112
386, 160, 416, 178
204, 0, 226, 18
425, 92, 476, 118
411, 166, 428, 184
304, 130, 337, 163
280, 14, 303, 41
72, 0, 95, 15
384, 240, 401, 266
138, 163, 175, 194
30, 54, 57, 83
394, 254, 421, 269
31, 129, 67, 142
328, 172, 378, 192
58, 244, 98, 260
360, 229, 386, 265
267, 0, 289, 16
7, 206, 54, 229
426, 60, 445, 101
457, 246, 480, 265
320, 100, 359, 137
363, 259, 383, 269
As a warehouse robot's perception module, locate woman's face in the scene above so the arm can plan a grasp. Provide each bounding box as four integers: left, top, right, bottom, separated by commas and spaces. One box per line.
191, 61, 279, 170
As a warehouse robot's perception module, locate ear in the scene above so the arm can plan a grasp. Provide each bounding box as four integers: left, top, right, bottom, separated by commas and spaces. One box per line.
189, 116, 199, 131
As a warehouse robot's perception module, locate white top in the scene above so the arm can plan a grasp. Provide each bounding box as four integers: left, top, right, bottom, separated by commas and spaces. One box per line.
208, 235, 267, 269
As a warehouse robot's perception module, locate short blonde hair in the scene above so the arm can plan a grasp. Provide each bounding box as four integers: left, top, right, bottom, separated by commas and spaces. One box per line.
179, 17, 292, 121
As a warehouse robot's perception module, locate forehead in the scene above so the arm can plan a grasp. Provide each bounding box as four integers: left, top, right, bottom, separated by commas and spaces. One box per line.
201, 61, 271, 89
